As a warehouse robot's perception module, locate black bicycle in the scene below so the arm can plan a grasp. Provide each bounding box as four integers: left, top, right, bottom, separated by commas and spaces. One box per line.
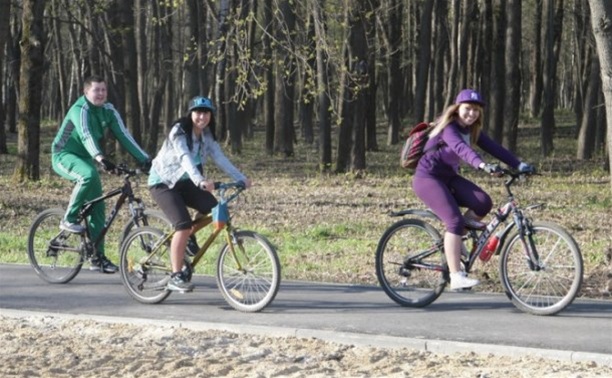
27, 164, 168, 284
375, 169, 583, 316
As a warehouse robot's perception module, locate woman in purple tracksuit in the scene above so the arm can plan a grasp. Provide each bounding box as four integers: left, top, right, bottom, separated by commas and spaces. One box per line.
412, 89, 533, 290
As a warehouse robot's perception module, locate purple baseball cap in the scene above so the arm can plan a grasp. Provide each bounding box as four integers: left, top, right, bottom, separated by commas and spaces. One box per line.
455, 89, 485, 106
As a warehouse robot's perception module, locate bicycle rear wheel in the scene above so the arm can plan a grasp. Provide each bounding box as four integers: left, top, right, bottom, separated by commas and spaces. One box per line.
375, 218, 446, 307
119, 226, 172, 304
500, 221, 583, 316
216, 230, 280, 312
27, 209, 84, 284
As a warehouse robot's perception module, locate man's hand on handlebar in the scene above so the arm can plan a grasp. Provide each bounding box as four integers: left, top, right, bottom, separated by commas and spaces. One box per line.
95, 155, 117, 174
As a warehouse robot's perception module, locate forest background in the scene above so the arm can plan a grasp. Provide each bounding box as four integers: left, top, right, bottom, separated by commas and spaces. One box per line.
0, 0, 611, 300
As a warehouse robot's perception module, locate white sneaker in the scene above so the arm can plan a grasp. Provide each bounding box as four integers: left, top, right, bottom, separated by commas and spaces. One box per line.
450, 272, 479, 290
60, 220, 86, 234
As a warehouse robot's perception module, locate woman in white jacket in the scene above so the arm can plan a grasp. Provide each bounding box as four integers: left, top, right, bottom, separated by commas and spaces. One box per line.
148, 96, 251, 292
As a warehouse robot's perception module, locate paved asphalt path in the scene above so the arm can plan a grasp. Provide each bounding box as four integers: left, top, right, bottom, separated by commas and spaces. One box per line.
1, 263, 611, 365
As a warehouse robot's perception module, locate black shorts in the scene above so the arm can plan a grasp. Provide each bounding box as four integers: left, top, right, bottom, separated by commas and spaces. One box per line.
150, 180, 218, 230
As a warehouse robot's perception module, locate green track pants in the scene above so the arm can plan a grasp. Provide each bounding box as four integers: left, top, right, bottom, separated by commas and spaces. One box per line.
52, 152, 106, 256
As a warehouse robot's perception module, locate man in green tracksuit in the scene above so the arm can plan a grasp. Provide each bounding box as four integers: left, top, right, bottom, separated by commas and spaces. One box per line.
51, 75, 150, 273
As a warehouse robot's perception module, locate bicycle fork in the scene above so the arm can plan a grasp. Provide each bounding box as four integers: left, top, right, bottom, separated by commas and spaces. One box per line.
512, 213, 542, 271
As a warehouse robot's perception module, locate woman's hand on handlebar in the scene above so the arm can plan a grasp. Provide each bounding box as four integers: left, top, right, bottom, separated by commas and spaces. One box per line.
241, 178, 253, 189
199, 179, 216, 192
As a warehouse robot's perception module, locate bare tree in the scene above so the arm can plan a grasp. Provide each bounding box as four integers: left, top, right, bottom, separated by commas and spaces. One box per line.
15, 0, 45, 181
540, 0, 564, 156
588, 0, 612, 189
527, 0, 543, 118
488, 0, 506, 141
0, 0, 11, 153
384, 0, 404, 145
262, 0, 275, 155
412, 0, 432, 125
503, 0, 521, 152
576, 53, 601, 160
273, 0, 297, 157
310, 0, 332, 171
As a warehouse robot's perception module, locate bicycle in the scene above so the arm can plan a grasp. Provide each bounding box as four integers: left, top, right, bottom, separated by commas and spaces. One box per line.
27, 164, 169, 284
375, 168, 583, 316
119, 181, 281, 313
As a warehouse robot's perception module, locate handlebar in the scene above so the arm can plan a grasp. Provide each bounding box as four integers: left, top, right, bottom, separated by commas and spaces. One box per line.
214, 181, 246, 203
498, 167, 538, 198
113, 164, 143, 178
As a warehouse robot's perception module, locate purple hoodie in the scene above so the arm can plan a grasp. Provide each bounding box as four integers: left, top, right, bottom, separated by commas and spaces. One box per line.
415, 121, 521, 178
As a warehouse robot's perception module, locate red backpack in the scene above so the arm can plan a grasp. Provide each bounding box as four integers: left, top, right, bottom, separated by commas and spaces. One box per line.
399, 122, 436, 169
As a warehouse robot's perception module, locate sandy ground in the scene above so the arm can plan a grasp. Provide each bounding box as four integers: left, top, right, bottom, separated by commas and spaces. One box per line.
1, 314, 610, 378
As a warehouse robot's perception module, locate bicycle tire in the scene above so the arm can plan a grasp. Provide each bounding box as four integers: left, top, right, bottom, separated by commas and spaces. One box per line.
499, 221, 583, 316
375, 218, 446, 307
216, 230, 281, 312
27, 208, 84, 284
119, 226, 173, 304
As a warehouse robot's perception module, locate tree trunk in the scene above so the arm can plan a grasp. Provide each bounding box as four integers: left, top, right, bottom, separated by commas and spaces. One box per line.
214, 0, 231, 141
479, 0, 493, 127
576, 53, 600, 160
385, 0, 403, 145
489, 0, 506, 140
263, 0, 275, 155
0, 0, 11, 154
588, 0, 612, 187
135, 0, 149, 147
147, 0, 173, 153
502, 0, 521, 152
458, 1, 474, 89
365, 0, 379, 152
311, 0, 332, 171
541, 0, 560, 156
432, 0, 449, 118
444, 0, 460, 107
349, 2, 369, 173
413, 0, 433, 124
120, 0, 142, 147
299, 14, 316, 145
528, 0, 543, 118
336, 46, 352, 173
273, 0, 296, 157
7, 13, 20, 135
15, 0, 45, 181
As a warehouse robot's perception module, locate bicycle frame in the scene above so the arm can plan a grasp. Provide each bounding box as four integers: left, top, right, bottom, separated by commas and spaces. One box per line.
135, 183, 246, 273
400, 171, 545, 275
77, 166, 147, 256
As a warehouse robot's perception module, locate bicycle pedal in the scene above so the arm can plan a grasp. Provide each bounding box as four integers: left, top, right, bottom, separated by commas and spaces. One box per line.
230, 288, 244, 300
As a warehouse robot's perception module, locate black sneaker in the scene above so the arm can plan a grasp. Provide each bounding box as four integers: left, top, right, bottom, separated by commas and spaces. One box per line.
167, 273, 194, 292
90, 257, 119, 274
186, 235, 199, 257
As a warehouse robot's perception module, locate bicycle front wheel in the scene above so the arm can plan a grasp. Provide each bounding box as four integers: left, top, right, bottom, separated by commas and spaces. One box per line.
120, 226, 172, 304
27, 209, 84, 284
375, 218, 446, 307
216, 230, 280, 312
500, 221, 583, 316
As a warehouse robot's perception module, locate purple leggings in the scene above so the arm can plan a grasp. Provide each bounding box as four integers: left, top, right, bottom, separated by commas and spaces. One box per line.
412, 175, 492, 235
